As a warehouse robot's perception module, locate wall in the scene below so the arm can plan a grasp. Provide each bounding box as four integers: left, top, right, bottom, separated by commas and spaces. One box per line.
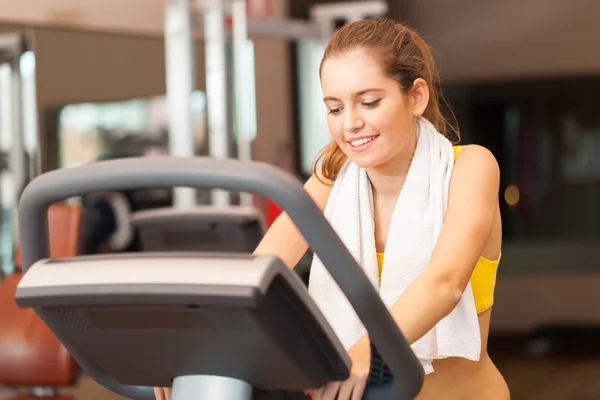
0, 0, 165, 36
490, 242, 600, 331
397, 0, 600, 82
251, 0, 296, 169
31, 27, 173, 172
253, 38, 294, 166
0, 0, 294, 173
0, 0, 290, 36
389, 0, 600, 332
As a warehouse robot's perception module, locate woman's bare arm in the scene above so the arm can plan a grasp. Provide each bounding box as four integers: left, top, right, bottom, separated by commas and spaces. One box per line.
387, 144, 500, 343
253, 174, 332, 269
351, 144, 500, 354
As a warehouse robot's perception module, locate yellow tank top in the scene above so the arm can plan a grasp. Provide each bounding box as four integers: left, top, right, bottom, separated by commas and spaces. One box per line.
376, 146, 500, 314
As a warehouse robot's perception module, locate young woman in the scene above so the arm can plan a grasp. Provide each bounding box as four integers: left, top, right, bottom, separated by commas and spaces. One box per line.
155, 17, 509, 400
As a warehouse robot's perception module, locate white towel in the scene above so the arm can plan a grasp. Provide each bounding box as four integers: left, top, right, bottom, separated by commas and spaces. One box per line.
308, 117, 481, 374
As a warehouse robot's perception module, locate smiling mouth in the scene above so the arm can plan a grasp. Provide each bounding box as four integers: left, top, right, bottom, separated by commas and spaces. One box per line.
348, 135, 379, 148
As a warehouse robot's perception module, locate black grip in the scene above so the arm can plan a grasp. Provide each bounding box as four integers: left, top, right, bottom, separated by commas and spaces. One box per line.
363, 382, 397, 400
362, 345, 396, 399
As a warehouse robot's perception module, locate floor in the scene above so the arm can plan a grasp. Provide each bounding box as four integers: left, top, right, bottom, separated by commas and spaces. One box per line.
62, 377, 127, 400
63, 358, 600, 400
488, 332, 600, 400
4, 334, 600, 400
495, 357, 600, 399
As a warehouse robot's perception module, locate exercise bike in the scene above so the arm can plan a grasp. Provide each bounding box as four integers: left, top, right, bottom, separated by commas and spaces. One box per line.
14, 157, 424, 399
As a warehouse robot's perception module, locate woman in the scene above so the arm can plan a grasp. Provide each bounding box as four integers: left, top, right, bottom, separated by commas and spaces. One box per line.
257, 17, 508, 400
156, 17, 509, 400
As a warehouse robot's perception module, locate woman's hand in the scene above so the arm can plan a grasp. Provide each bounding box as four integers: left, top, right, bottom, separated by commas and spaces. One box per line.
305, 335, 371, 400
154, 387, 171, 400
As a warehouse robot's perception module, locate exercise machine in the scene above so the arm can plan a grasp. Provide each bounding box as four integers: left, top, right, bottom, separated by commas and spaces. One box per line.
14, 156, 423, 399
130, 205, 312, 287
155, 1, 390, 257
129, 205, 313, 287
130, 205, 264, 253
149, 0, 265, 257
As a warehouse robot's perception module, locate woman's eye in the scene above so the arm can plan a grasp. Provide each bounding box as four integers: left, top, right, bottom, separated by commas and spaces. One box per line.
362, 99, 382, 108
328, 108, 341, 115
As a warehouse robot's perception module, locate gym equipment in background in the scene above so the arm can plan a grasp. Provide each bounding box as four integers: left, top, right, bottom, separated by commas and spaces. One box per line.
130, 206, 264, 253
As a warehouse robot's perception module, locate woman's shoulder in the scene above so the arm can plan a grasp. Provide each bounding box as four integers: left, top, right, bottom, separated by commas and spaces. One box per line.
453, 144, 498, 166
450, 144, 500, 195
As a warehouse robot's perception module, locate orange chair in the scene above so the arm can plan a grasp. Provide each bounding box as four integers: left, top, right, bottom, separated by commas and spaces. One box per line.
13, 202, 82, 266
0, 203, 82, 399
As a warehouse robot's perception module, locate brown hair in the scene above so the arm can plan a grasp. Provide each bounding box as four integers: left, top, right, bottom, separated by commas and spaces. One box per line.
313, 18, 460, 182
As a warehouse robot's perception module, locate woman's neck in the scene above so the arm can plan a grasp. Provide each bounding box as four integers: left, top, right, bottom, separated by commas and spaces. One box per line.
367, 137, 416, 199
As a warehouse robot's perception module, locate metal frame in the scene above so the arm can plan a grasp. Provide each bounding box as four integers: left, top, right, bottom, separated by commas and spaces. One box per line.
164, 0, 321, 208
163, 0, 388, 208
232, 0, 254, 207
164, 0, 197, 208
0, 33, 27, 277
310, 1, 388, 37
192, 14, 322, 40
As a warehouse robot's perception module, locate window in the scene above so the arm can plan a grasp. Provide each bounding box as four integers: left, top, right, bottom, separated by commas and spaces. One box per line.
57, 91, 207, 169
295, 39, 329, 177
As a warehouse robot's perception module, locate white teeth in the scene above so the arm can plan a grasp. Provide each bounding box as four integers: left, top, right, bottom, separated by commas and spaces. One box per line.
350, 136, 376, 147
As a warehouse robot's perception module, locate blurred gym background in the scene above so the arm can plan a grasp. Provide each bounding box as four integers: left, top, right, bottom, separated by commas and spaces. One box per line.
0, 1, 599, 399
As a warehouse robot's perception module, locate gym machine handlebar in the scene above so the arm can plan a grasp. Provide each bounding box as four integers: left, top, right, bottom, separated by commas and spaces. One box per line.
18, 156, 424, 399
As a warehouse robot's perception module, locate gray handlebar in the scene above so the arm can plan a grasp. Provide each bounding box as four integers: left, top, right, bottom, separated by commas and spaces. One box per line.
18, 156, 423, 399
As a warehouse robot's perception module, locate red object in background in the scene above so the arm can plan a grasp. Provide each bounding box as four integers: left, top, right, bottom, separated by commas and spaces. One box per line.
224, 0, 270, 25
265, 199, 283, 227
247, 0, 271, 19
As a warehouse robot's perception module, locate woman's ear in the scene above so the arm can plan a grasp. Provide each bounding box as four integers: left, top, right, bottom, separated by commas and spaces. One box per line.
410, 78, 430, 117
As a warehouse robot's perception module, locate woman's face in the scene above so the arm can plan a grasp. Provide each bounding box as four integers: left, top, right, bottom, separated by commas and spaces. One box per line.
320, 49, 426, 172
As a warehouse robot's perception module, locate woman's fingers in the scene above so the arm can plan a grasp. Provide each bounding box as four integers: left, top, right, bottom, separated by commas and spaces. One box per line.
153, 387, 165, 400
336, 380, 354, 400
310, 387, 324, 400
322, 381, 341, 400
351, 378, 367, 400
153, 387, 171, 400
